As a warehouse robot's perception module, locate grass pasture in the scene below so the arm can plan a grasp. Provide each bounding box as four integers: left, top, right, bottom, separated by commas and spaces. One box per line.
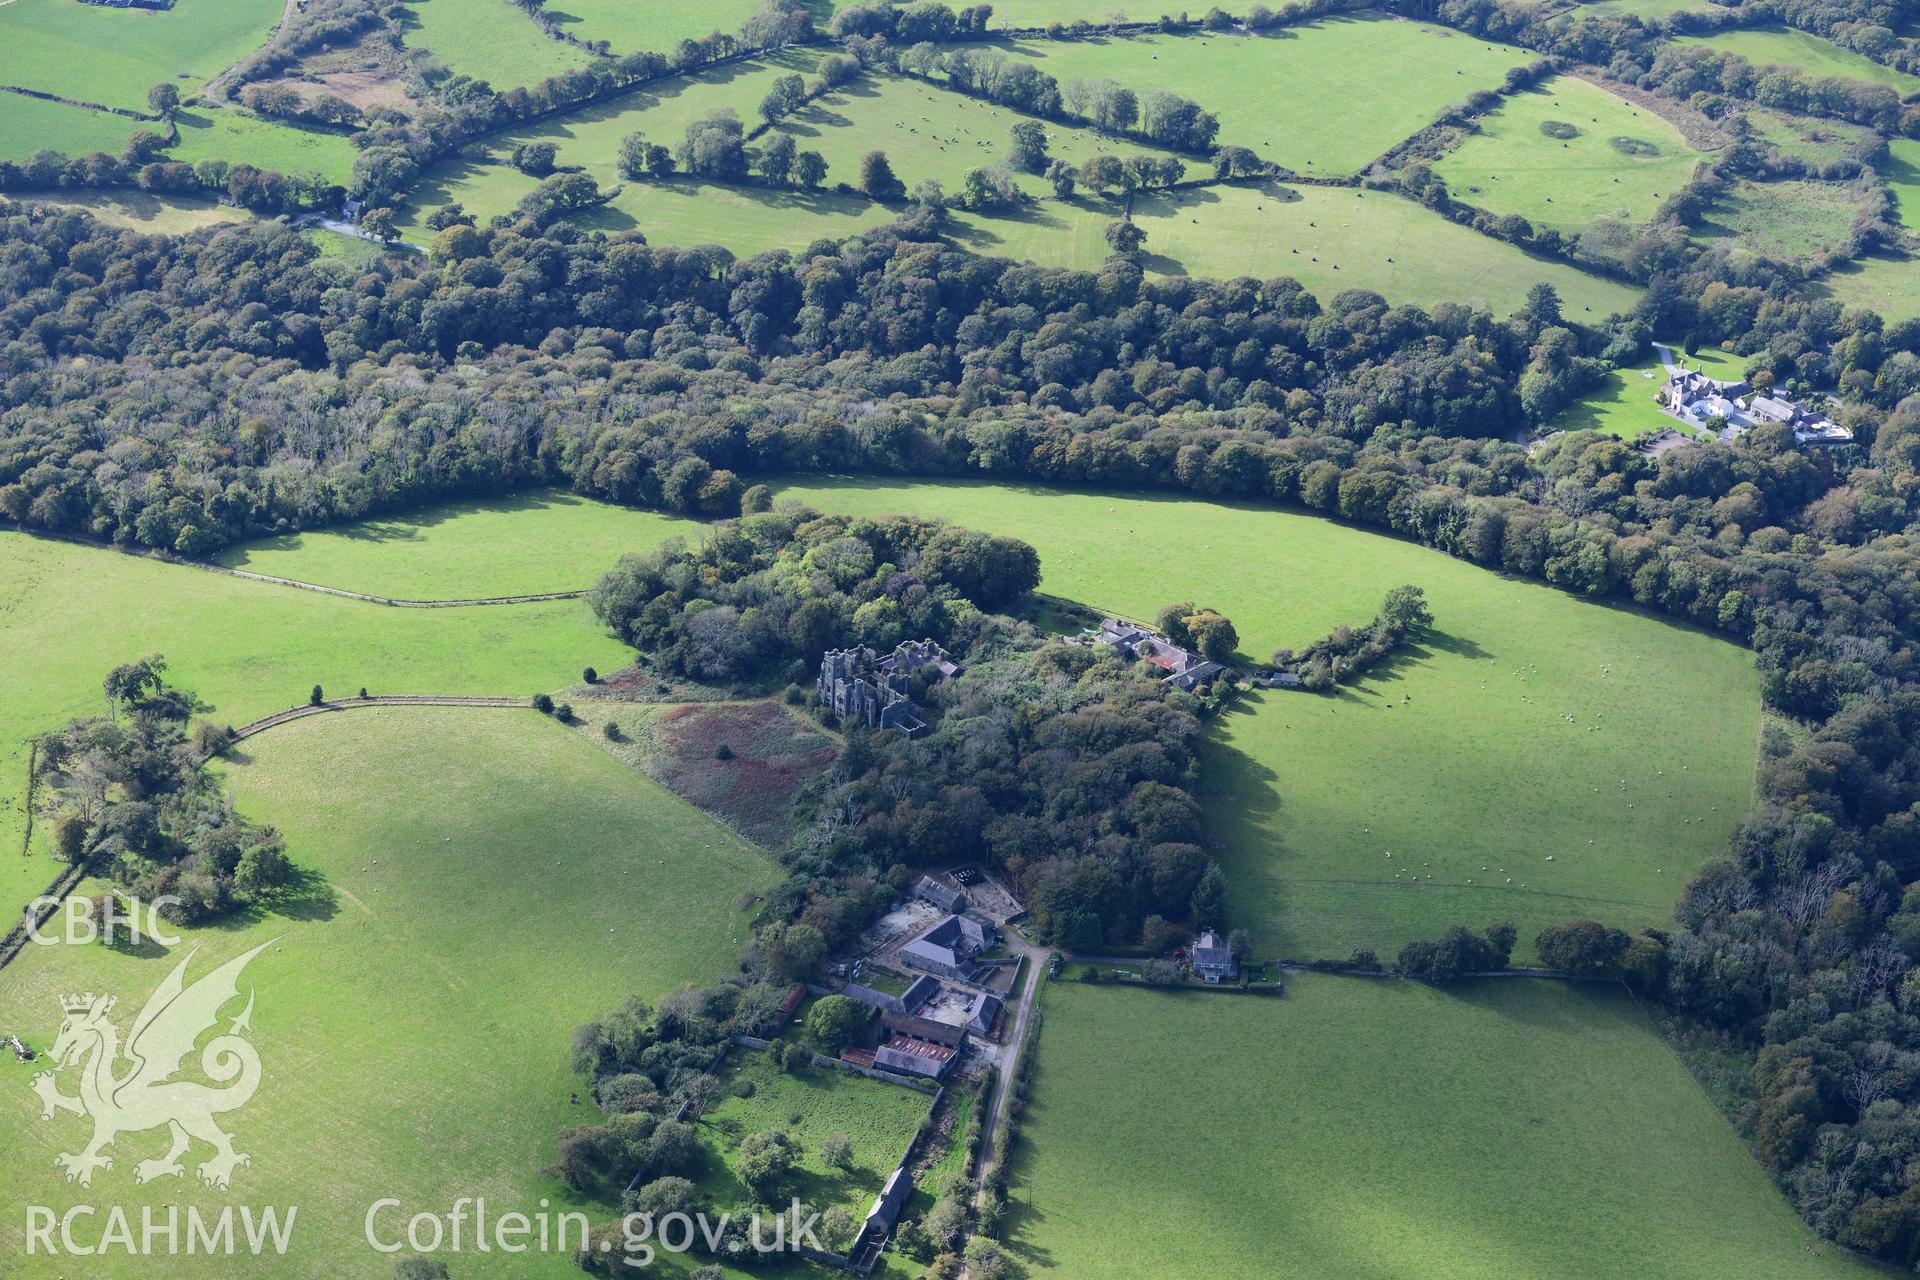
0, 0, 284, 112
542, 0, 763, 56
696, 1051, 930, 1223
948, 180, 1642, 317
215, 489, 702, 597
1572, 0, 1716, 19
1693, 178, 1868, 262
0, 529, 635, 917
1809, 248, 1920, 322
951, 18, 1535, 175
0, 92, 137, 161
399, 0, 594, 88
0, 707, 779, 1278
771, 477, 1759, 961
1885, 137, 1920, 231
773, 71, 1180, 200
1743, 108, 1878, 173
167, 107, 359, 182
1431, 75, 1705, 257
1676, 25, 1920, 93
457, 49, 826, 185
2, 187, 253, 233
1007, 978, 1879, 1280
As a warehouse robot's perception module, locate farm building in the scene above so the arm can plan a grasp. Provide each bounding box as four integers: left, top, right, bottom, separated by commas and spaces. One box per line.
882, 1008, 967, 1048
965, 992, 1003, 1038
874, 1034, 958, 1080
848, 1165, 916, 1272
900, 914, 998, 980
916, 875, 967, 913
1086, 618, 1225, 691
1192, 930, 1238, 984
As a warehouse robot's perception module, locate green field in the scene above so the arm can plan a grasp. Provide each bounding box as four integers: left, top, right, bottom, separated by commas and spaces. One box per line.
167, 107, 359, 183
0, 92, 138, 161
215, 490, 701, 597
0, 530, 634, 917
947, 180, 1643, 317
1886, 138, 1920, 231
542, 0, 762, 55
0, 707, 779, 1278
398, 160, 898, 250
0, 0, 283, 112
1677, 25, 1920, 93
772, 71, 1181, 200
460, 49, 825, 183
1743, 108, 1878, 173
399, 0, 594, 88
1694, 178, 1867, 261
982, 0, 1169, 27
1007, 979, 1878, 1280
2, 188, 254, 233
1431, 75, 1704, 255
1810, 249, 1920, 323
1547, 359, 1686, 438
772, 477, 1759, 961
1572, 0, 1717, 19
950, 19, 1535, 175
696, 1051, 930, 1222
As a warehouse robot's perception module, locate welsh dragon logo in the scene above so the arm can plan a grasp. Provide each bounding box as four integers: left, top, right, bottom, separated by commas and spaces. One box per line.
31, 942, 270, 1190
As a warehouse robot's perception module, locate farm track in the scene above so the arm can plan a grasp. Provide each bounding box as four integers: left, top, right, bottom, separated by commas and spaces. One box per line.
228, 695, 530, 743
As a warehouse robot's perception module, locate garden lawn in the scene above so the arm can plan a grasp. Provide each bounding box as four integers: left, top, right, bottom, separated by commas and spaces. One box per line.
1547, 358, 1686, 438
0, 707, 780, 1278
0, 0, 283, 112
166, 107, 359, 183
695, 1051, 929, 1222
463, 49, 826, 184
946, 180, 1642, 317
214, 489, 702, 597
1694, 178, 1868, 262
951, 18, 1535, 175
0, 530, 633, 918
1006, 978, 1880, 1280
542, 0, 762, 55
1676, 25, 1920, 93
771, 71, 1181, 200
399, 0, 594, 88
1431, 75, 1704, 257
0, 93, 137, 161
772, 477, 1759, 963
2, 188, 252, 233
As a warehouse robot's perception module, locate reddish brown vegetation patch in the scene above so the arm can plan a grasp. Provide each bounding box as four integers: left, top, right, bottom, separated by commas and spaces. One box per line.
649, 702, 836, 848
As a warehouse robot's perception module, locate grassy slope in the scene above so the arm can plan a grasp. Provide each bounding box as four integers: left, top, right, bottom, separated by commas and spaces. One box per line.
167, 107, 359, 183
1745, 108, 1878, 171
771, 71, 1179, 199
1810, 251, 1920, 323
542, 0, 762, 55
696, 1053, 929, 1221
0, 0, 283, 111
3, 188, 253, 233
0, 707, 778, 1278
1431, 76, 1704, 247
1677, 25, 1920, 92
1885, 137, 1920, 230
0, 93, 137, 160
983, 0, 1177, 26
1548, 357, 1687, 438
0, 530, 634, 917
1693, 178, 1867, 261
1007, 978, 1878, 1280
948, 180, 1643, 317
954, 19, 1534, 175
465, 49, 826, 180
399, 0, 594, 89
773, 477, 1758, 962
214, 490, 702, 597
